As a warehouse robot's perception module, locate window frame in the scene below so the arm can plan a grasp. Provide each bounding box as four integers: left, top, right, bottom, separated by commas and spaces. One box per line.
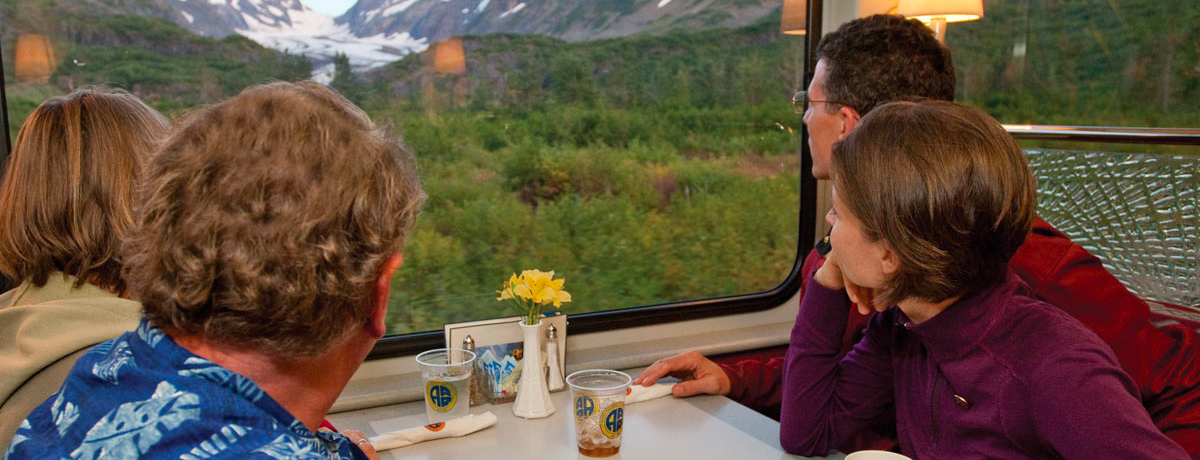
0, 0, 827, 361
365, 0, 828, 360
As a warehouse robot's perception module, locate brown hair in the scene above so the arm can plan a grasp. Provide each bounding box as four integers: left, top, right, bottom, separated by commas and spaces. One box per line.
831, 101, 1035, 307
123, 81, 425, 359
817, 14, 955, 116
0, 87, 168, 293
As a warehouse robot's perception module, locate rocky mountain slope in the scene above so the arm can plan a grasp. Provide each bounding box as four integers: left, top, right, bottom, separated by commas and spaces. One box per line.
2, 0, 781, 78
340, 0, 780, 43
167, 0, 427, 79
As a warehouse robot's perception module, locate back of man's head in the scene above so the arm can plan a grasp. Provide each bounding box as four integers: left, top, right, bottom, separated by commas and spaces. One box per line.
817, 14, 955, 116
124, 81, 425, 360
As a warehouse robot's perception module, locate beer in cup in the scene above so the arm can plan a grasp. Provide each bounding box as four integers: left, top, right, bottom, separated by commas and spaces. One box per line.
567, 369, 631, 457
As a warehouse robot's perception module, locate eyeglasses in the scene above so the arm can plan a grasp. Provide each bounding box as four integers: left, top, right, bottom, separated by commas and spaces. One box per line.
792, 90, 843, 114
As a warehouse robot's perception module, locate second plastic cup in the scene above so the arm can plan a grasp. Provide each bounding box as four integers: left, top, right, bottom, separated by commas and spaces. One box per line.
415, 348, 476, 423
566, 369, 632, 457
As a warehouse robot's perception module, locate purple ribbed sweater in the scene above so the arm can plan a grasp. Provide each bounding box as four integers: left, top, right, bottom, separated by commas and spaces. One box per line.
780, 271, 1189, 459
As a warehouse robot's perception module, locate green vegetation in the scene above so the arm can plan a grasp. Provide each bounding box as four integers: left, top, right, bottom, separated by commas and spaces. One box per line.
381, 104, 802, 334
364, 18, 805, 113
2, 0, 1197, 333
1, 12, 805, 334
362, 1, 1199, 129
951, 0, 1200, 127
2, 13, 311, 139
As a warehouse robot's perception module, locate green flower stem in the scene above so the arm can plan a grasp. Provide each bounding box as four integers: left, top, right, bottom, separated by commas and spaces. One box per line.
507, 297, 545, 325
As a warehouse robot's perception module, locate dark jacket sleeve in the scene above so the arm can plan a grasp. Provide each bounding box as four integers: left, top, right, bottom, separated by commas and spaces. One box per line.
718, 247, 829, 415
720, 246, 896, 452
1012, 217, 1200, 455
1030, 346, 1190, 459
777, 276, 895, 456
720, 356, 784, 418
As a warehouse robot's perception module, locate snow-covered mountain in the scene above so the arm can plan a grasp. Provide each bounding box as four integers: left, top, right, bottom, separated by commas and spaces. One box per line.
166, 0, 429, 81
339, 0, 782, 44
39, 0, 778, 80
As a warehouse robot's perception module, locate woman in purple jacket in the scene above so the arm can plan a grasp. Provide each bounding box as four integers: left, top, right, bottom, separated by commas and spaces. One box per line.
781, 100, 1189, 459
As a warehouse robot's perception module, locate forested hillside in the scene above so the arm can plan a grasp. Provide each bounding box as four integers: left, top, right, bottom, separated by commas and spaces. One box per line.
1, 9, 312, 139
1, 0, 1196, 332
354, 16, 805, 112
341, 0, 782, 43
353, 0, 1198, 127
951, 0, 1199, 127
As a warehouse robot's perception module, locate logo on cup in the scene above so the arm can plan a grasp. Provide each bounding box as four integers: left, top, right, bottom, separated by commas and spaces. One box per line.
424, 422, 446, 432
575, 395, 595, 419
426, 380, 457, 413
600, 402, 624, 438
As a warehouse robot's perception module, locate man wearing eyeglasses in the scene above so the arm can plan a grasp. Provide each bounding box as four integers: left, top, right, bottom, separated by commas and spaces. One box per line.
637, 13, 1200, 456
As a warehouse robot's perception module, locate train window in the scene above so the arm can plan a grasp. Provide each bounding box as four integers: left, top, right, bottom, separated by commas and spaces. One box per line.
949, 0, 1199, 127
0, 0, 813, 344
943, 1, 1200, 328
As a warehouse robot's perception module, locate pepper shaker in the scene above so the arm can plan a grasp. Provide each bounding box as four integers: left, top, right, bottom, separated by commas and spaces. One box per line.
546, 324, 565, 391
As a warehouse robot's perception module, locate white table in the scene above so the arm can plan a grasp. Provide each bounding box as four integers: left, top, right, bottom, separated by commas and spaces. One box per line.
327, 377, 844, 460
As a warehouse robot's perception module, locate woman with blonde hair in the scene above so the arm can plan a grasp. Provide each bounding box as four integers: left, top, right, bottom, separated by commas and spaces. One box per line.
0, 87, 168, 449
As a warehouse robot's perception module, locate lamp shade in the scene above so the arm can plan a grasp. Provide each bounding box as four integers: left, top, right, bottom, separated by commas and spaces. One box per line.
780, 0, 806, 35
898, 0, 983, 23
433, 37, 466, 75
14, 34, 56, 84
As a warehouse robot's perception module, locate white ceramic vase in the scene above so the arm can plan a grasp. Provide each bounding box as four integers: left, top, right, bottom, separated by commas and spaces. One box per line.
512, 320, 555, 418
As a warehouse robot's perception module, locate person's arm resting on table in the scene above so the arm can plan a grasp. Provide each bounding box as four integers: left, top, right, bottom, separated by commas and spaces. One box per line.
779, 253, 894, 456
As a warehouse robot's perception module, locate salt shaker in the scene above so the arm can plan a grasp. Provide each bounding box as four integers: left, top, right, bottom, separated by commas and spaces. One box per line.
546, 324, 565, 391
463, 335, 487, 406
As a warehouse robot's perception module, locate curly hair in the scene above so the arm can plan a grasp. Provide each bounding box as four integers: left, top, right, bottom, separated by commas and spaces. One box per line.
817, 14, 955, 116
123, 81, 425, 359
0, 87, 168, 294
831, 101, 1036, 308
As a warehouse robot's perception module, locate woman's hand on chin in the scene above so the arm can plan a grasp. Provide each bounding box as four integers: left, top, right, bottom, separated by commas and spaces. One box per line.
815, 250, 872, 315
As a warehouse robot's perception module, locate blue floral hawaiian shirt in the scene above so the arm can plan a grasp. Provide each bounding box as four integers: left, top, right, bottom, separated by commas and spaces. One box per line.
4, 320, 368, 460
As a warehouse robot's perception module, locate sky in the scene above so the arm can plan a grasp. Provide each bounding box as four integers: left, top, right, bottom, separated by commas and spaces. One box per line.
300, 0, 358, 16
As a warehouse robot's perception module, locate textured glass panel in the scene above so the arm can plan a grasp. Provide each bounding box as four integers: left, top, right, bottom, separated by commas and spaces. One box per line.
1026, 149, 1199, 311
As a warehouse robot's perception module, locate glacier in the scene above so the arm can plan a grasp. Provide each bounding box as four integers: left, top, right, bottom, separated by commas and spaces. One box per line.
230, 0, 429, 82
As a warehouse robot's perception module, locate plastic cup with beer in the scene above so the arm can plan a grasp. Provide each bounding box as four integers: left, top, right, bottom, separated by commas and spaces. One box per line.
566, 369, 632, 457
415, 348, 477, 423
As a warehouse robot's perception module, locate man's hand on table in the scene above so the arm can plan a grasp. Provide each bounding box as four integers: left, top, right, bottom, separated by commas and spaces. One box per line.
633, 350, 732, 397
337, 429, 382, 460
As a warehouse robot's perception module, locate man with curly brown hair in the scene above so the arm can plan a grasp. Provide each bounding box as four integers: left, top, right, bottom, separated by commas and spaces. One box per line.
5, 81, 425, 459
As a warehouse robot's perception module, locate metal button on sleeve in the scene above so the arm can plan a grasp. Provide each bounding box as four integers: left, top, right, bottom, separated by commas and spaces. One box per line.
953, 394, 970, 409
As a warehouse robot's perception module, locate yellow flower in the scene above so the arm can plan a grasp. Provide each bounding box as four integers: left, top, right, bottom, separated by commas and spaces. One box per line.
522, 270, 550, 294
551, 289, 571, 307
497, 268, 571, 324
496, 289, 512, 301
513, 283, 533, 300
532, 285, 556, 304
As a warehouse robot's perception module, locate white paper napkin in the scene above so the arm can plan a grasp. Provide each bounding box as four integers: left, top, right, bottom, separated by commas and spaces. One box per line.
368, 411, 498, 451
627, 382, 674, 404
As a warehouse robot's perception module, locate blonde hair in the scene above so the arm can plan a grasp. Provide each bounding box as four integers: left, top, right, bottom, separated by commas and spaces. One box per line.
124, 81, 425, 359
831, 101, 1036, 307
0, 87, 168, 293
